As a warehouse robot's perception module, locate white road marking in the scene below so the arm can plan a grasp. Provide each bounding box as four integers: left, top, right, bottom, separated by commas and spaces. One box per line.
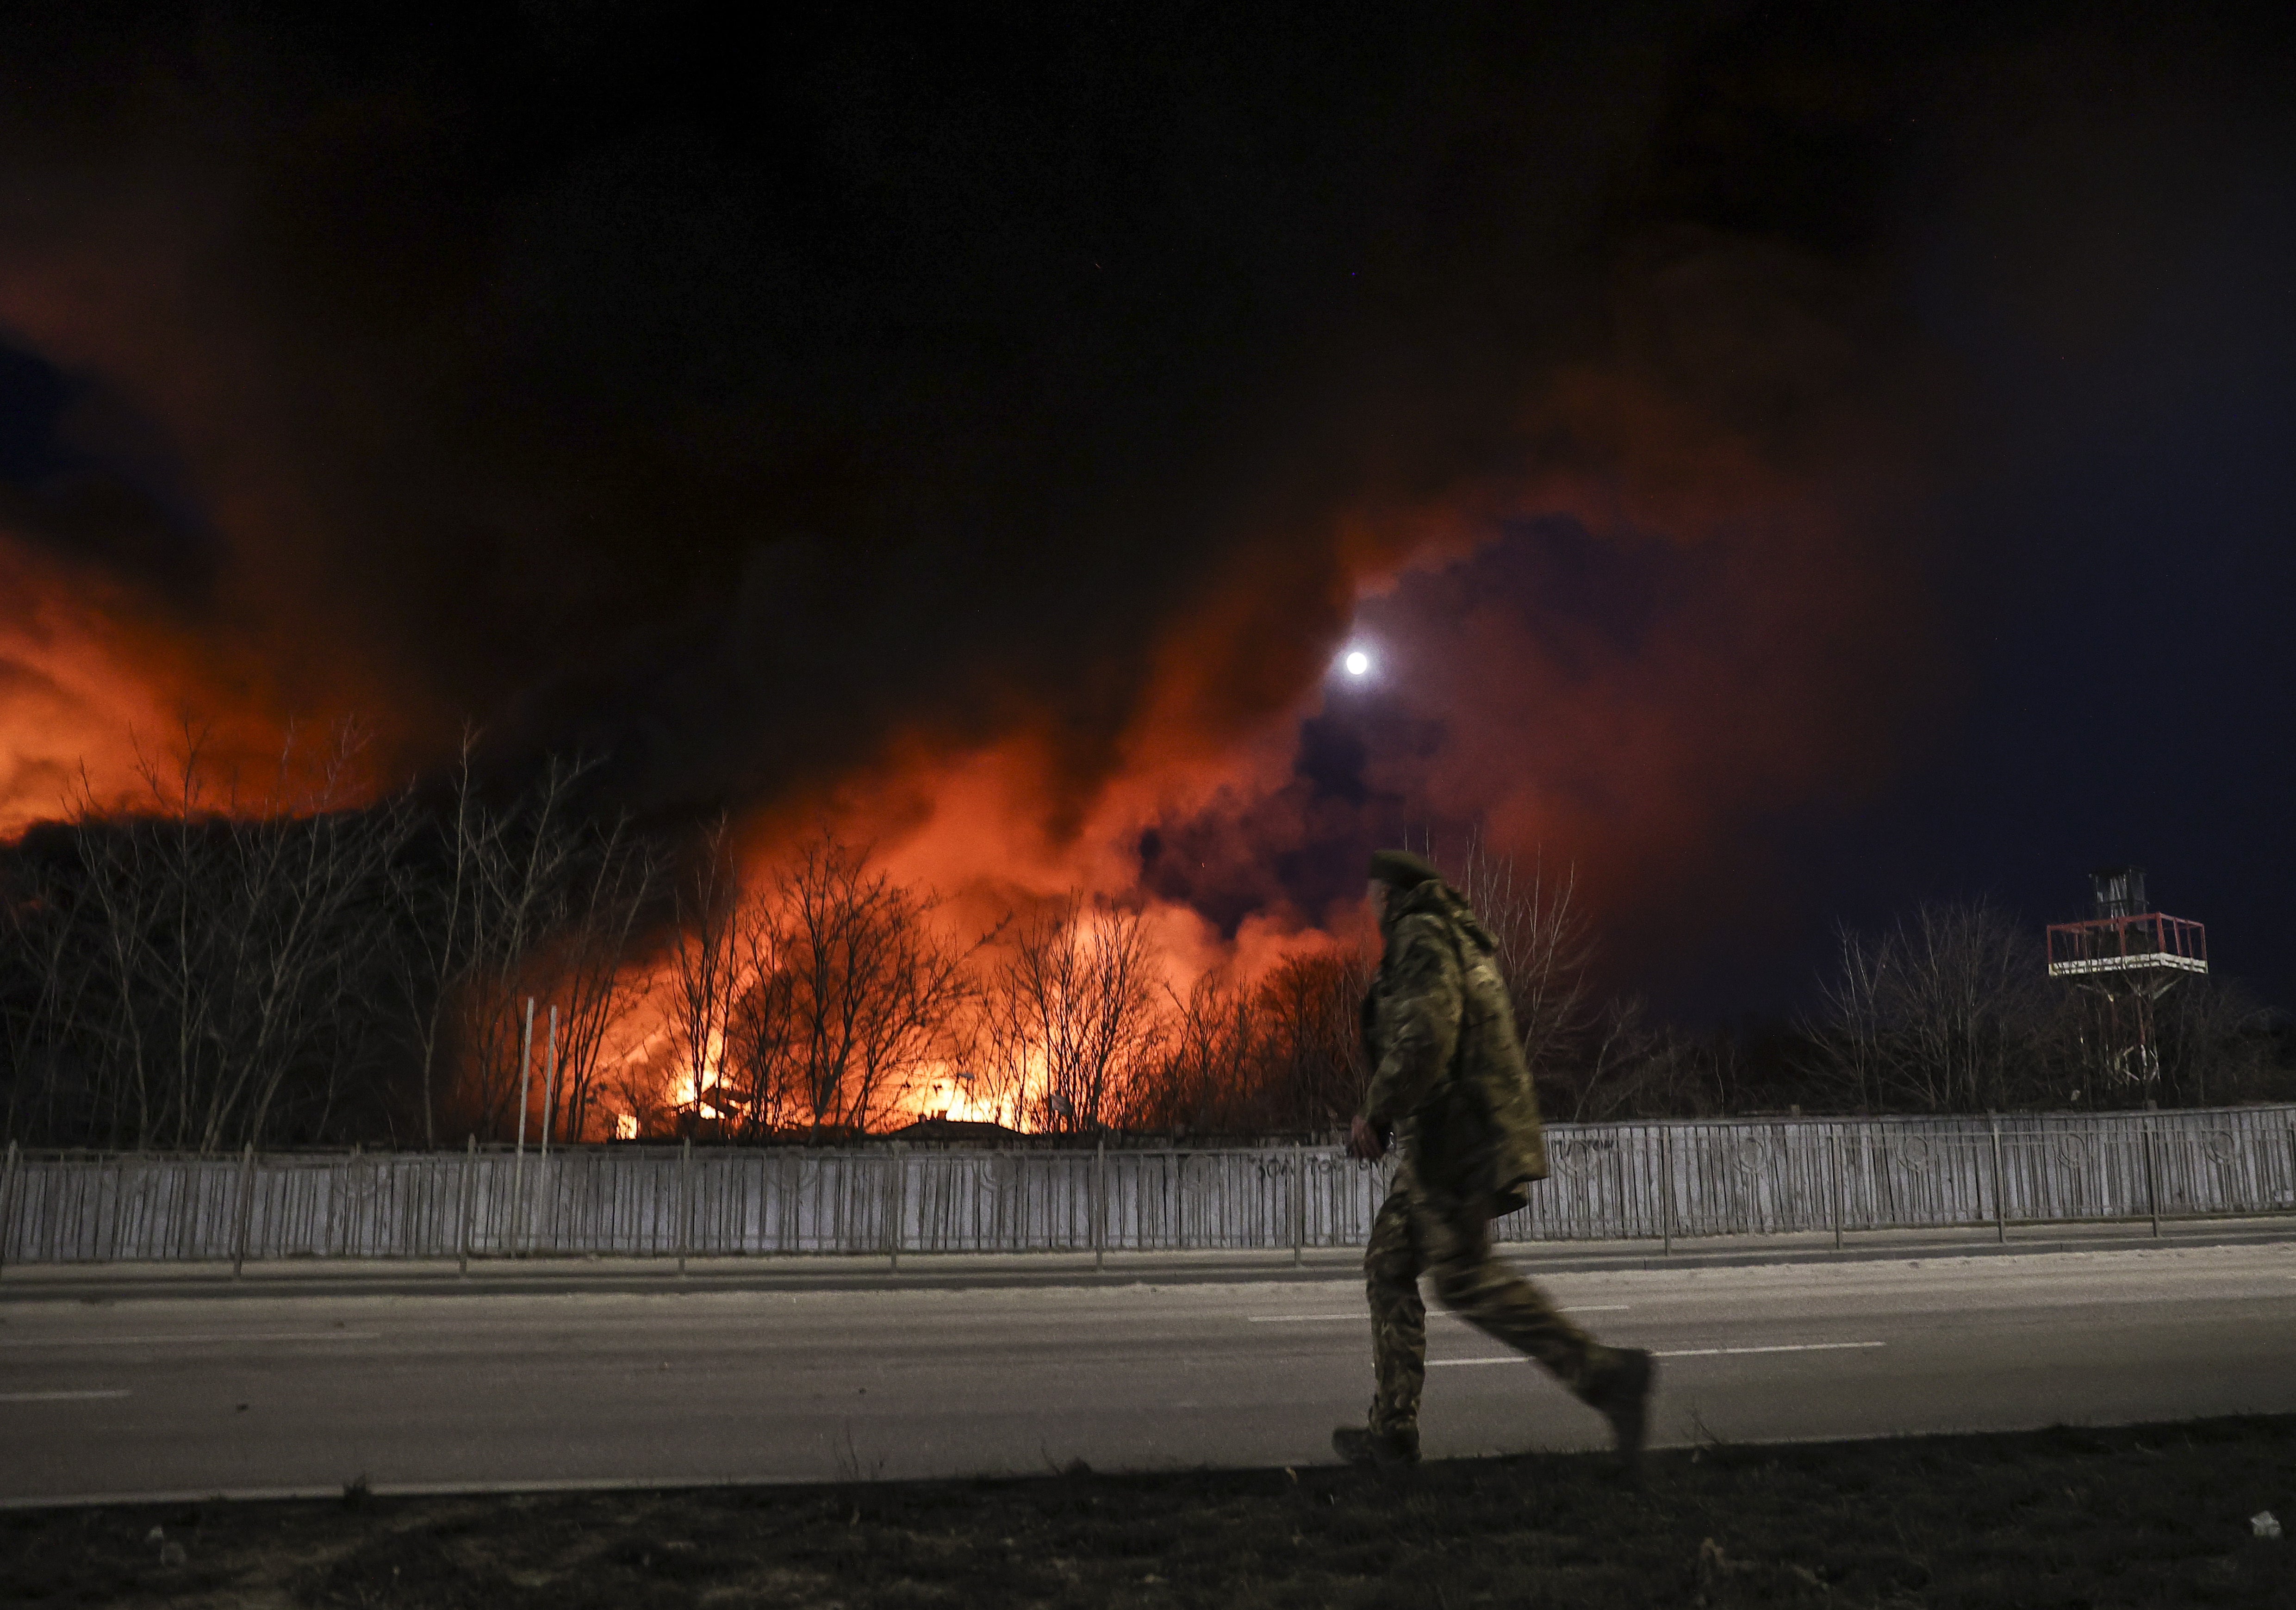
0, 1390, 131, 1403
1248, 1306, 1629, 1323
1430, 1341, 1886, 1368
0, 1332, 378, 1348
1655, 1342, 1888, 1358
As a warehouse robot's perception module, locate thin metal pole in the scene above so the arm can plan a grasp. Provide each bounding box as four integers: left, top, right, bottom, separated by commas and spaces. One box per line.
347, 1144, 363, 1256
1990, 1116, 2007, 1244
887, 1144, 904, 1273
513, 996, 534, 1255
1292, 1141, 1304, 1268
541, 1006, 559, 1156
1829, 1128, 1843, 1251
2143, 1119, 2160, 1237
538, 1005, 559, 1255
1096, 1138, 1109, 1272
459, 1134, 477, 1276
1661, 1125, 1674, 1255
678, 1136, 693, 1275
231, 1142, 255, 1279
122, 1157, 146, 1268
105, 1155, 126, 1264
0, 1139, 17, 1279
1614, 1138, 1630, 1241
1171, 1149, 1183, 1251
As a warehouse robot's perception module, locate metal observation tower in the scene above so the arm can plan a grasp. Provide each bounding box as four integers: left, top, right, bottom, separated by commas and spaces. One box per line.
2045, 866, 2207, 1087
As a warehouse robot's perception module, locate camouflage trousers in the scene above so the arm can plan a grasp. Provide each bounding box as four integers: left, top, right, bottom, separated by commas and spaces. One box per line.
1364, 1163, 1620, 1438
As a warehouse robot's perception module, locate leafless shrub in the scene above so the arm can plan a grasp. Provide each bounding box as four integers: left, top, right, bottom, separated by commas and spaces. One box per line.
1565, 995, 1724, 1121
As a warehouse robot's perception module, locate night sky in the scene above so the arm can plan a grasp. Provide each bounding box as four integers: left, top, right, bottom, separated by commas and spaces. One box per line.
0, 4, 2291, 1016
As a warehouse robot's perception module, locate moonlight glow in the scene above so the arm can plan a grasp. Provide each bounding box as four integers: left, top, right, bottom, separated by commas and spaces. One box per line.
1343, 650, 1370, 676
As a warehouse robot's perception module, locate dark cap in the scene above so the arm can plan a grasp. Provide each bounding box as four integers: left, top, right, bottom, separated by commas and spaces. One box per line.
1367, 849, 1441, 890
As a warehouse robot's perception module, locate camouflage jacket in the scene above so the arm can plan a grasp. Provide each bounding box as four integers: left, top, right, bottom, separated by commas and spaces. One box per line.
1358, 878, 1549, 1212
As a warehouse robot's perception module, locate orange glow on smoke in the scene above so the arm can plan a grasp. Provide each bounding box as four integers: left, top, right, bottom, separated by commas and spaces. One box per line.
0, 550, 178, 834
4, 250, 1939, 1142
0, 546, 353, 832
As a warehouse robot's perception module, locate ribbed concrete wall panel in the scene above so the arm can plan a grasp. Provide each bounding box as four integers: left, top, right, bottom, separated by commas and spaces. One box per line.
3, 1106, 2292, 1265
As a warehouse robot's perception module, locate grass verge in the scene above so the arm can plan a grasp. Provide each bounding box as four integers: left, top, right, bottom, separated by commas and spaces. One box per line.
6, 1416, 2293, 1608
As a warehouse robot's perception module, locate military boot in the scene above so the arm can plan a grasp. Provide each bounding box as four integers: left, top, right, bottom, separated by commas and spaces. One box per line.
1331, 1424, 1420, 1468
1584, 1348, 1655, 1484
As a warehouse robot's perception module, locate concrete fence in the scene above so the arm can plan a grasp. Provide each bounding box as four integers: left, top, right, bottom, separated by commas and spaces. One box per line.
3, 1106, 2293, 1269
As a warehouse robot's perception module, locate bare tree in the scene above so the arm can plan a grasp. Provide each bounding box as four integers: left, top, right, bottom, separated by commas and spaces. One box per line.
1547, 995, 1727, 1121
754, 834, 984, 1139
383, 730, 503, 1147
6, 722, 411, 1152
536, 813, 664, 1142
1138, 968, 1258, 1133
210, 738, 413, 1147
1805, 899, 2066, 1114
1805, 923, 1889, 1113
0, 840, 93, 1143
1252, 949, 1371, 1131
66, 737, 218, 1149
2151, 976, 2279, 1109
718, 897, 800, 1135
1439, 835, 1593, 1074
989, 895, 1166, 1133
450, 752, 629, 1140
2, 720, 703, 1151
662, 815, 744, 1120
1571, 995, 1652, 1122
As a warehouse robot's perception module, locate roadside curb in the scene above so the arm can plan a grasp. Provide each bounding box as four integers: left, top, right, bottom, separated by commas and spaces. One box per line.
1514, 1222, 2296, 1276
4, 1217, 2289, 1302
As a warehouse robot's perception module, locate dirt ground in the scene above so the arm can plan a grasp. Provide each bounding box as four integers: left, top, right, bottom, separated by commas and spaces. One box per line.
6, 1415, 2294, 1608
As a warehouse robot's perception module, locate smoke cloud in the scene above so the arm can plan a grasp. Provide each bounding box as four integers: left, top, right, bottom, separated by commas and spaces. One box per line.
2, 6, 2279, 993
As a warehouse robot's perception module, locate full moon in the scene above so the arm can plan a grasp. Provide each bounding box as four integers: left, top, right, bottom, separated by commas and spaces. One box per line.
1343, 649, 1370, 676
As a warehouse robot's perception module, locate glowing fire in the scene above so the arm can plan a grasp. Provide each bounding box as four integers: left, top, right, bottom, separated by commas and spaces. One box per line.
667, 1026, 733, 1120
897, 1063, 1020, 1129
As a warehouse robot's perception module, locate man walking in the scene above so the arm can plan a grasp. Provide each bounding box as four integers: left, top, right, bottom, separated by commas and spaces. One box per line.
1333, 850, 1655, 1477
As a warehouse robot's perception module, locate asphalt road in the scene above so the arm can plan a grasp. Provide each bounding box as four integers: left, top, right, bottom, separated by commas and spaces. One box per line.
3, 1242, 2292, 1505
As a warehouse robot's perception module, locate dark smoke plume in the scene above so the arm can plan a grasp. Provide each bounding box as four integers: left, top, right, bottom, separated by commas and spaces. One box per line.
2, 5, 2290, 997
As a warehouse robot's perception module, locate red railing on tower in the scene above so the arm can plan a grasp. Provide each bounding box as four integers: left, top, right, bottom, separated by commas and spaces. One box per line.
2045, 912, 2208, 977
